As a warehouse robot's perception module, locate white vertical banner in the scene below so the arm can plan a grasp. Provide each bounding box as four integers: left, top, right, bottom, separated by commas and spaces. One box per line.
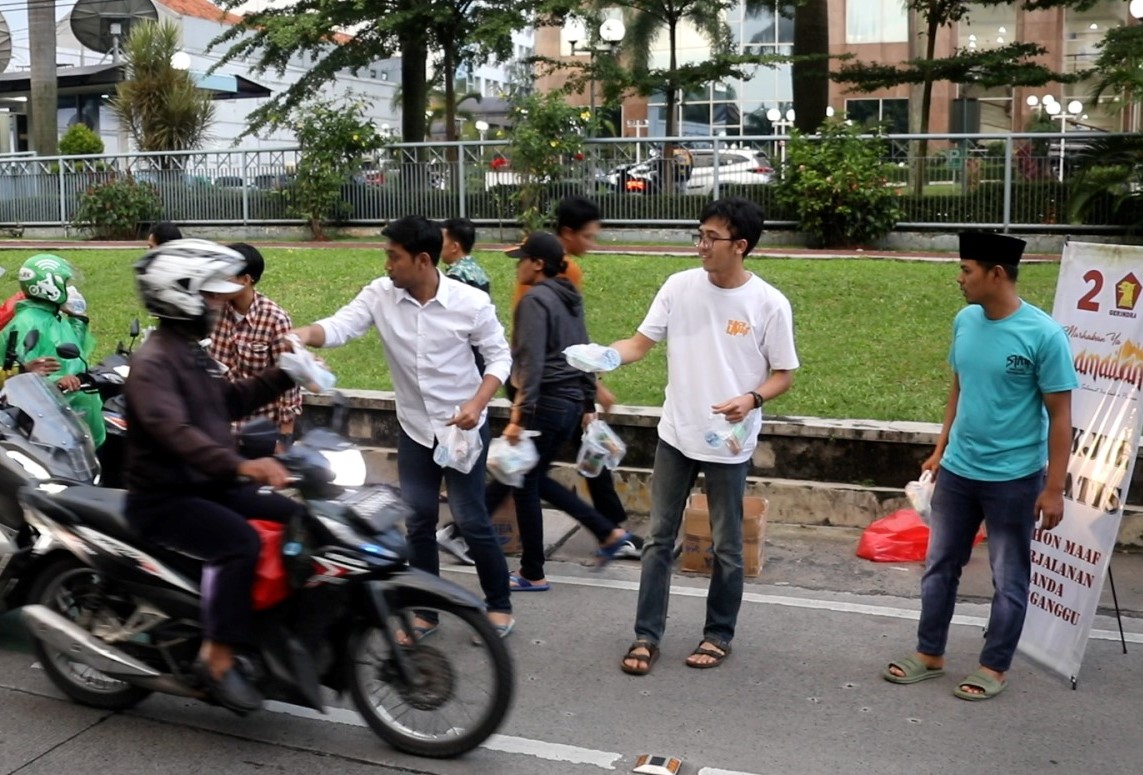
1018, 241, 1143, 681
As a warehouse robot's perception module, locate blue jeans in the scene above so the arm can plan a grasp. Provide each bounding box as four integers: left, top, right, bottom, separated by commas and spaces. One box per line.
509, 395, 616, 582
634, 440, 749, 646
917, 466, 1044, 673
397, 423, 511, 615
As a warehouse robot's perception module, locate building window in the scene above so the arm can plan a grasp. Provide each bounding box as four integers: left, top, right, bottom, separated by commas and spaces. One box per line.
846, 0, 908, 44
845, 98, 909, 133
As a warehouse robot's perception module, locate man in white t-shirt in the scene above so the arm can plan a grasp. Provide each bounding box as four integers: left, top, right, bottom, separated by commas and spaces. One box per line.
611, 197, 799, 675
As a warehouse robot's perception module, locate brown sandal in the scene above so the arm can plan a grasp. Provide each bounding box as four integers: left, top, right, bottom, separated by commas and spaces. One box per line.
620, 640, 660, 676
685, 640, 731, 669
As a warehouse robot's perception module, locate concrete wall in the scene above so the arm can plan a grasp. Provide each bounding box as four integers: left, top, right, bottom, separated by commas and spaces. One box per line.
298, 390, 1143, 548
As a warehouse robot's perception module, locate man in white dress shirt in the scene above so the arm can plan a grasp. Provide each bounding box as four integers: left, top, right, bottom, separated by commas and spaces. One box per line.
292, 215, 515, 636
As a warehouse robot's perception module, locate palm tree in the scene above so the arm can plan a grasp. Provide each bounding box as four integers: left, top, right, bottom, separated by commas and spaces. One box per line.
790, 0, 829, 133
109, 20, 215, 162
613, 0, 731, 141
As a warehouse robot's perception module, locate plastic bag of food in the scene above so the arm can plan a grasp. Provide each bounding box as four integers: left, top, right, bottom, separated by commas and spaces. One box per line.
904, 470, 936, 523
581, 419, 627, 470
486, 433, 540, 487
432, 422, 484, 474
704, 413, 752, 455
563, 343, 621, 373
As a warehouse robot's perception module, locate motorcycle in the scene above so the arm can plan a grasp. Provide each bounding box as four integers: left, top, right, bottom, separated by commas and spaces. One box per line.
0, 330, 103, 541
11, 412, 515, 759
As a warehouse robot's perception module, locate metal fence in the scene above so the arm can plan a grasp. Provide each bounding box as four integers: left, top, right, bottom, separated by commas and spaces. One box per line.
0, 133, 1135, 233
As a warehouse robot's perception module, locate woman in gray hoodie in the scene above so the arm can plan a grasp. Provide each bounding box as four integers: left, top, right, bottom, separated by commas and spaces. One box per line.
499, 232, 631, 591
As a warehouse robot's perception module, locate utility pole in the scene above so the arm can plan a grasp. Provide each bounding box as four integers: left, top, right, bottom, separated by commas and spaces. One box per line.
28, 0, 59, 156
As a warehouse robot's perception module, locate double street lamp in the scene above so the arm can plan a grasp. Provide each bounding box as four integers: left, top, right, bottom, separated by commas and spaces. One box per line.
565, 17, 626, 137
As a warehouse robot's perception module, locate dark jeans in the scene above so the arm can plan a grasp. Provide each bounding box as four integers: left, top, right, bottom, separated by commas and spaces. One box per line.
494, 395, 616, 582
917, 466, 1044, 673
635, 440, 748, 647
398, 422, 511, 615
125, 484, 303, 646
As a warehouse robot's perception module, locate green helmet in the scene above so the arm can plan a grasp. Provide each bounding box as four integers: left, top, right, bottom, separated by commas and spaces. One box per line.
18, 254, 73, 305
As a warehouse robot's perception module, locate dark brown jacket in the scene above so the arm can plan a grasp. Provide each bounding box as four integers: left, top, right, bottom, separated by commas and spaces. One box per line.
124, 324, 294, 493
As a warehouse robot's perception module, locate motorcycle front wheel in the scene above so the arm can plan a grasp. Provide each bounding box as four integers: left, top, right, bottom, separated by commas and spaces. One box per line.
346, 600, 514, 758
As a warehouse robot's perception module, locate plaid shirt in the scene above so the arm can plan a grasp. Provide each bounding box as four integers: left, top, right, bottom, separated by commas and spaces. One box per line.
208, 291, 302, 429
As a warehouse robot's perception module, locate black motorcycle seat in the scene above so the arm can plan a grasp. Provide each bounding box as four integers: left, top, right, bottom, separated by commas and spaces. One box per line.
25, 485, 132, 540
22, 486, 201, 579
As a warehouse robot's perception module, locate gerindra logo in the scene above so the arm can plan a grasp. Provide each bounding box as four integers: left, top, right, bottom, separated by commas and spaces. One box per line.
1113, 273, 1141, 318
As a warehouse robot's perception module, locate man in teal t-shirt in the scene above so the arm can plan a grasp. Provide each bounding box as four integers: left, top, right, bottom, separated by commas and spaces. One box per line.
883, 231, 1077, 702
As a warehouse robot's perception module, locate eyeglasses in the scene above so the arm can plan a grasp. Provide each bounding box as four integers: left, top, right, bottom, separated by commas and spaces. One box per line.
692, 232, 738, 248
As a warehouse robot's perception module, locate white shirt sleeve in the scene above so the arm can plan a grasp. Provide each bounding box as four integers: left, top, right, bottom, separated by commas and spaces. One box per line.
761, 295, 800, 371
314, 282, 379, 348
637, 275, 676, 343
470, 301, 512, 385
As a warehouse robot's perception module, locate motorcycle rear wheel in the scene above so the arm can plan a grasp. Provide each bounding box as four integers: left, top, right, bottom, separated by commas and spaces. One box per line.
28, 556, 153, 710
347, 600, 514, 758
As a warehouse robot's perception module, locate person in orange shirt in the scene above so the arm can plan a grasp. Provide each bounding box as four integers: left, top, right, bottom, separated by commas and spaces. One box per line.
506, 196, 642, 560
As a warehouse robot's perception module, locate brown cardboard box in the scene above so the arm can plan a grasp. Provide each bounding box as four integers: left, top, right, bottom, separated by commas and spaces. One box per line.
680, 495, 767, 577
490, 497, 521, 555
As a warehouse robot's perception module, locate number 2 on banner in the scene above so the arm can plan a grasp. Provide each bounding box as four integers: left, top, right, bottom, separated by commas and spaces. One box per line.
1077, 270, 1103, 312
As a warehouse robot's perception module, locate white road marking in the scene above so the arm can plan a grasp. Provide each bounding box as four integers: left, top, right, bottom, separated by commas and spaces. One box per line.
699, 769, 769, 775
263, 701, 624, 769
443, 567, 1143, 644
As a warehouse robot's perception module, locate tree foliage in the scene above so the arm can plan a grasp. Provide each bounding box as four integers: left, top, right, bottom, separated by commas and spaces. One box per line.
505, 91, 595, 233
269, 96, 386, 241
59, 123, 104, 157
211, 0, 563, 143
110, 20, 215, 157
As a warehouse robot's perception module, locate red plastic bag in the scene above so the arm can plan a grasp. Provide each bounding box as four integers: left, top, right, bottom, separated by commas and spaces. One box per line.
857, 509, 931, 562
857, 508, 985, 563
0, 292, 25, 330
249, 519, 290, 610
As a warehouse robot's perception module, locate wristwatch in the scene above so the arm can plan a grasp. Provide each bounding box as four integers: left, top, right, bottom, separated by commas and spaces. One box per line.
748, 391, 764, 410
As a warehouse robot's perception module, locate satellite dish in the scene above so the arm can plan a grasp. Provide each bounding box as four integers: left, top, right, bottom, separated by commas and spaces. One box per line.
0, 13, 11, 74
70, 0, 159, 57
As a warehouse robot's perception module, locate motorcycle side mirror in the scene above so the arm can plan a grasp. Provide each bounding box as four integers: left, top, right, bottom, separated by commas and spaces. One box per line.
129, 318, 140, 338
238, 417, 278, 459
55, 343, 82, 360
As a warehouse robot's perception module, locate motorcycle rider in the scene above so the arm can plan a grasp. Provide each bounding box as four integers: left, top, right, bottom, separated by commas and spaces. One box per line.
124, 239, 306, 715
0, 255, 105, 447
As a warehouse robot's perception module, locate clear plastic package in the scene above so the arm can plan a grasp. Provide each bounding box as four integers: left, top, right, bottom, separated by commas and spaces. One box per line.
486, 432, 540, 487
563, 343, 621, 373
580, 419, 627, 470
704, 413, 752, 455
904, 470, 935, 523
432, 422, 484, 474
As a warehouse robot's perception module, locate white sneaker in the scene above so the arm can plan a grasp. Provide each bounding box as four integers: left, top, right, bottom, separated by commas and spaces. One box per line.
436, 525, 475, 565
614, 540, 642, 560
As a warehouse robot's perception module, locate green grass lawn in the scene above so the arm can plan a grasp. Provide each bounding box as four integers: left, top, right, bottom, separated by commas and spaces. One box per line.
0, 248, 1061, 423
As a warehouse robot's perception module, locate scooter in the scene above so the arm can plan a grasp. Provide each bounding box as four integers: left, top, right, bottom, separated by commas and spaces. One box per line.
13, 410, 515, 759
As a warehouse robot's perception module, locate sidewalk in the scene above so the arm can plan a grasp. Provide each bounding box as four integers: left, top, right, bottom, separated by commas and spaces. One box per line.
0, 239, 1061, 263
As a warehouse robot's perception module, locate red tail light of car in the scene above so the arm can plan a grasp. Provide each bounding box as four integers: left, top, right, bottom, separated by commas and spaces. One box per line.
752, 166, 773, 174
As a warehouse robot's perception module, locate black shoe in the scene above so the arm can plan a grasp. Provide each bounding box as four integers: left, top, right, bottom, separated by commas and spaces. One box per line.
194, 659, 264, 715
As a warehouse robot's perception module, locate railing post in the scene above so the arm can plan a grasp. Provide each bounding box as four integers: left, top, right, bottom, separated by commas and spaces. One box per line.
458, 140, 467, 218
241, 151, 251, 225
1002, 135, 1013, 233
58, 156, 66, 227
712, 136, 721, 199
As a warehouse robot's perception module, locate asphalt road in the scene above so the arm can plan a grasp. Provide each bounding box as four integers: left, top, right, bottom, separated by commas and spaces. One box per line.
2, 532, 1142, 775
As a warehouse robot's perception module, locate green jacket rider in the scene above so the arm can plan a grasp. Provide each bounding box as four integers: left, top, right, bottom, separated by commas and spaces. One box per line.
1, 254, 106, 448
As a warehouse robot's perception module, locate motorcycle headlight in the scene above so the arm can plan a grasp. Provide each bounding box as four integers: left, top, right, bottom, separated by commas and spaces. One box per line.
319, 449, 367, 487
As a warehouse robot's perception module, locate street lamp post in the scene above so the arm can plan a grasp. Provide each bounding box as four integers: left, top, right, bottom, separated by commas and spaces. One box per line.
626, 118, 648, 162
566, 17, 626, 138
1044, 98, 1083, 182
474, 120, 489, 143
766, 107, 795, 166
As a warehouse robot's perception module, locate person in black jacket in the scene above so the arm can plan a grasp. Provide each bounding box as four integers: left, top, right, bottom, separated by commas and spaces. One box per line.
496, 232, 630, 591
125, 239, 304, 715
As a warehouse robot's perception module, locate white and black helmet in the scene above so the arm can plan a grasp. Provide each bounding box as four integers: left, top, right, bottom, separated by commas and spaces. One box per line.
134, 239, 246, 320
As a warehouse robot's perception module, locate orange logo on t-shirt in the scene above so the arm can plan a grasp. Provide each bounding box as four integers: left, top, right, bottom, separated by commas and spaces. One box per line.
726, 319, 750, 336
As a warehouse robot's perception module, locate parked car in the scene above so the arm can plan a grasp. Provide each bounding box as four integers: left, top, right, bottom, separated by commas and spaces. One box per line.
684, 149, 774, 193
214, 175, 247, 188
253, 173, 293, 191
